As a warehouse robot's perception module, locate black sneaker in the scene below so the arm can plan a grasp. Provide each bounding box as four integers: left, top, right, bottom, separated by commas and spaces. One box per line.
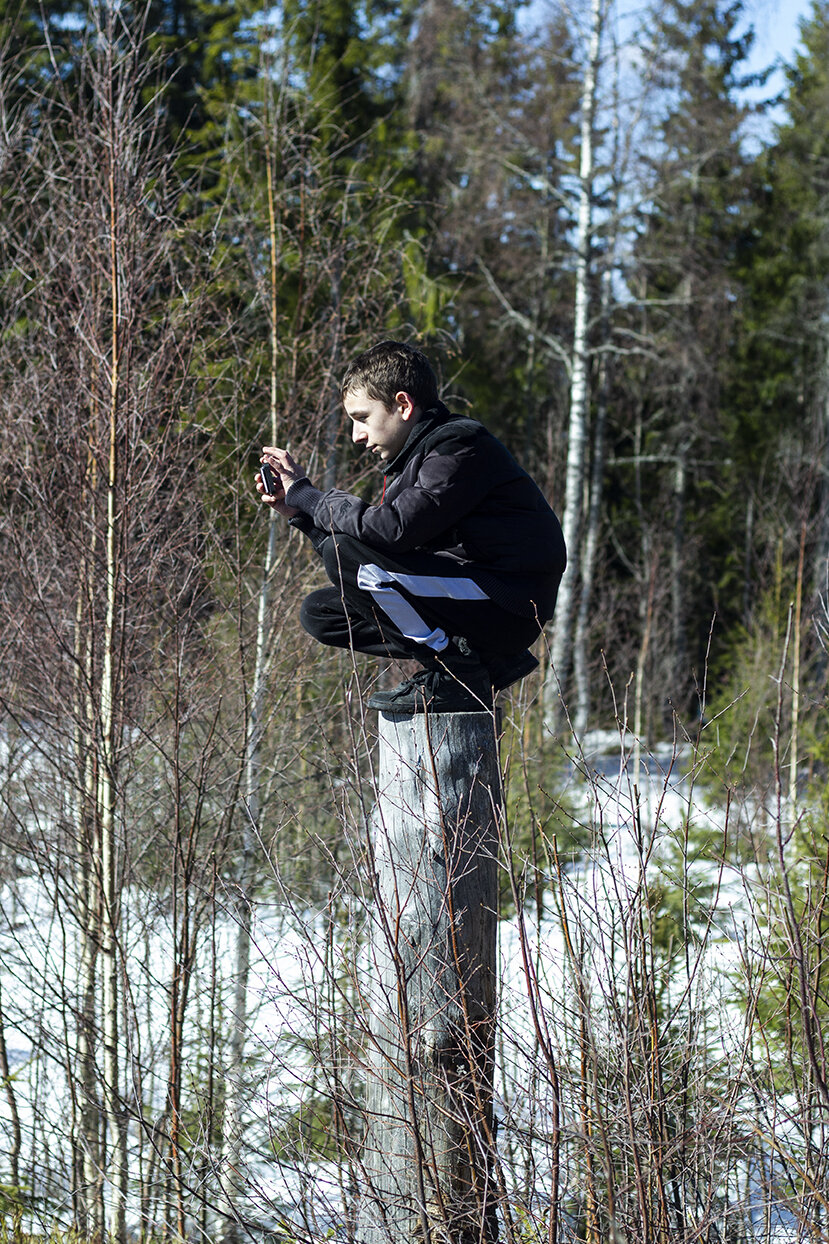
486, 650, 540, 691
367, 662, 493, 715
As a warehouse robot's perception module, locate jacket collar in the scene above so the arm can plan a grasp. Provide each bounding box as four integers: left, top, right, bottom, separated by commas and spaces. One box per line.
381, 401, 453, 476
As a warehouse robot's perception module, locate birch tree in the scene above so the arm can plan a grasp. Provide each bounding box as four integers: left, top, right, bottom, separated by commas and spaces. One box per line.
543, 0, 607, 731
0, 14, 232, 1234
219, 47, 284, 1243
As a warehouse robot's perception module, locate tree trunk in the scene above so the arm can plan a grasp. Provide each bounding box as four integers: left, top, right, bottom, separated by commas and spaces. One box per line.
670, 444, 688, 704
100, 75, 128, 1241
573, 265, 614, 738
0, 978, 21, 1193
221, 94, 282, 1239
358, 711, 501, 1244
545, 0, 604, 730
74, 517, 104, 1240
324, 257, 343, 490
813, 314, 829, 604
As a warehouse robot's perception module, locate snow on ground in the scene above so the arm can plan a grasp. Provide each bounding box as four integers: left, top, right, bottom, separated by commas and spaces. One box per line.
0, 731, 803, 1239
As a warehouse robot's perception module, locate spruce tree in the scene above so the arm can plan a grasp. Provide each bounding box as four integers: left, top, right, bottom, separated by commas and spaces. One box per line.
704, 1, 829, 786
729, 1, 829, 601
616, 0, 756, 723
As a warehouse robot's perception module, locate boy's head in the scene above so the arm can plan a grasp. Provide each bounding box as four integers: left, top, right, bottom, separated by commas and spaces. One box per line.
340, 341, 439, 413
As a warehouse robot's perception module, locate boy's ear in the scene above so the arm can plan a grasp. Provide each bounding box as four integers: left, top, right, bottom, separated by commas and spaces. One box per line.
395, 390, 417, 421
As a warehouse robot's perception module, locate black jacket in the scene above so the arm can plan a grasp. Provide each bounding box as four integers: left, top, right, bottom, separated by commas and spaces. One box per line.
287, 402, 566, 621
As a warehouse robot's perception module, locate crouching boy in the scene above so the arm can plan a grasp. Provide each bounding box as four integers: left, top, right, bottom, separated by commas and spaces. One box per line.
255, 341, 566, 714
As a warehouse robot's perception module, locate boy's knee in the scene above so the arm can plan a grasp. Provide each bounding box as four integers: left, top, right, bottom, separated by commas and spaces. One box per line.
299, 588, 334, 641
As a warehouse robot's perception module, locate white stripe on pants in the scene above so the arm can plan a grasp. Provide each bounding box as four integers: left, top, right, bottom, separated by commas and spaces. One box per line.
356, 563, 490, 653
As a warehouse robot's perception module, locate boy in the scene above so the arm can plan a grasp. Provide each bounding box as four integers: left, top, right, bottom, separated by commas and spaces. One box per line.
255, 341, 566, 713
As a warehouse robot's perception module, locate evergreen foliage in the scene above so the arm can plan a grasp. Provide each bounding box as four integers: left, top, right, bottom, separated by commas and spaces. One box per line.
2, 0, 829, 1238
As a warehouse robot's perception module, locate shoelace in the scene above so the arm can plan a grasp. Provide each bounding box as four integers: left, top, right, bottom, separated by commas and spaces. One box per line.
389, 668, 436, 697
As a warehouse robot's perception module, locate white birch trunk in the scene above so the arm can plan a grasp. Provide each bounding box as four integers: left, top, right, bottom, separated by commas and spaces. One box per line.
220, 99, 281, 1240
545, 0, 605, 730
670, 446, 688, 696
573, 37, 622, 739
100, 146, 128, 1242
220, 513, 276, 1244
0, 978, 21, 1193
100, 516, 127, 1244
324, 258, 343, 490
74, 536, 104, 1238
789, 523, 806, 817
573, 265, 613, 738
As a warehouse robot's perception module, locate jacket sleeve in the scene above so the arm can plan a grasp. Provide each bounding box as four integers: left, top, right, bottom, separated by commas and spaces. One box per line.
285, 439, 503, 554
288, 509, 330, 554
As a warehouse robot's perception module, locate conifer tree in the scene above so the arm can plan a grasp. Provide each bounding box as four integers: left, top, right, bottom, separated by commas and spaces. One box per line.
0, 0, 86, 97
616, 0, 755, 724
730, 2, 829, 604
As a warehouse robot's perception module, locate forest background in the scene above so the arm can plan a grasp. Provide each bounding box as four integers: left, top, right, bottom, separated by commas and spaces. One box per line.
1, 0, 829, 1240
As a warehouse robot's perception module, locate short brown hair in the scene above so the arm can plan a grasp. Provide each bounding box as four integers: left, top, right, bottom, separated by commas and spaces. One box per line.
340, 341, 439, 411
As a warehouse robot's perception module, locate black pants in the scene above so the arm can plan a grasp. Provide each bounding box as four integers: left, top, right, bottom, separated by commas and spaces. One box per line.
300, 534, 541, 663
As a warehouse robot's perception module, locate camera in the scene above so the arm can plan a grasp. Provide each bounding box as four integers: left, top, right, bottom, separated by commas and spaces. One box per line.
260, 461, 279, 495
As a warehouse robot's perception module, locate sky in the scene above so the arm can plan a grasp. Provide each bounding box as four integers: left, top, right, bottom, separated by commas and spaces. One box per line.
735, 0, 813, 138
742, 0, 812, 81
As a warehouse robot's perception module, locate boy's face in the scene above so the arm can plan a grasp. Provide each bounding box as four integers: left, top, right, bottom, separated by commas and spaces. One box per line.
344, 387, 418, 463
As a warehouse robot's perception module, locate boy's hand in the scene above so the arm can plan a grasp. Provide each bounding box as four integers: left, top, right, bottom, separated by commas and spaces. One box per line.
255, 470, 298, 518
256, 447, 304, 518
261, 447, 307, 490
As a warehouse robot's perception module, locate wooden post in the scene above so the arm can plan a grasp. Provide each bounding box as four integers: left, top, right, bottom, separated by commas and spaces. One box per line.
358, 710, 501, 1244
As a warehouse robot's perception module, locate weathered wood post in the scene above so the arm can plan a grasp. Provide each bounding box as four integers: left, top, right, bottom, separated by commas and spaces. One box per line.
358, 709, 501, 1244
